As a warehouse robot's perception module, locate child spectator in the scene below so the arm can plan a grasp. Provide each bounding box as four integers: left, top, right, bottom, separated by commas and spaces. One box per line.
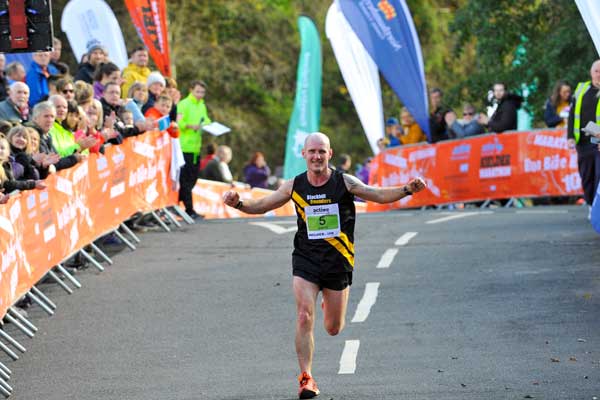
119, 109, 134, 128
144, 94, 179, 138
142, 71, 166, 114
385, 117, 401, 147
6, 125, 44, 180
74, 81, 94, 109
0, 135, 46, 194
76, 101, 117, 154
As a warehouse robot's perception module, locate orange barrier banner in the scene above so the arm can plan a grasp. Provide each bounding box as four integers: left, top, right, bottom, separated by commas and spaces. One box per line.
0, 131, 177, 318
191, 179, 367, 219
368, 129, 582, 212
125, 0, 172, 77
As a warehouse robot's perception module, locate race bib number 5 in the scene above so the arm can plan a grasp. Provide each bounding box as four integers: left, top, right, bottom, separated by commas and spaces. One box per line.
305, 203, 341, 240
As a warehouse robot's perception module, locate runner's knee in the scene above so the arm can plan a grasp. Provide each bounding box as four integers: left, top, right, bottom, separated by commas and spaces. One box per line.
297, 309, 314, 329
325, 319, 344, 336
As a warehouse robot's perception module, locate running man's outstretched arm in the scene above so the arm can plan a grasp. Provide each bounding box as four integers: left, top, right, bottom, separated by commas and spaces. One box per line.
223, 180, 293, 214
343, 174, 426, 203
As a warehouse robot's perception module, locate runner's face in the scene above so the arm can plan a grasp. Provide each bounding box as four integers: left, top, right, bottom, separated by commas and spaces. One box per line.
303, 138, 332, 174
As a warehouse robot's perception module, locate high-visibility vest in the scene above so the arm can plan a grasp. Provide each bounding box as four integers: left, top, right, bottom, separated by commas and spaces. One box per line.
573, 81, 600, 144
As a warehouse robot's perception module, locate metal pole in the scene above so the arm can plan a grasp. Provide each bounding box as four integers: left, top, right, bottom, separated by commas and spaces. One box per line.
161, 207, 182, 228
119, 223, 141, 244
480, 199, 491, 209
90, 243, 113, 265
0, 366, 9, 382
0, 330, 25, 353
151, 210, 171, 232
0, 361, 11, 377
113, 229, 136, 251
46, 270, 73, 294
2, 314, 34, 338
172, 205, 194, 224
79, 249, 105, 272
30, 286, 56, 310
0, 340, 18, 361
55, 264, 82, 289
0, 377, 12, 397
504, 197, 515, 208
7, 307, 37, 332
26, 291, 54, 316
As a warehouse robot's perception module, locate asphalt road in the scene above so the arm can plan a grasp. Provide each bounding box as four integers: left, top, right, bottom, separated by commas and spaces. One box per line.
3, 206, 600, 400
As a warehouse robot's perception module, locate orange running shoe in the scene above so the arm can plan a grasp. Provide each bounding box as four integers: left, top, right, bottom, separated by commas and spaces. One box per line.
298, 372, 320, 399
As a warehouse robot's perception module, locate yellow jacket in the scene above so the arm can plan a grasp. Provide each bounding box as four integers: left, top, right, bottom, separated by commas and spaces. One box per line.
121, 63, 151, 98
400, 123, 427, 145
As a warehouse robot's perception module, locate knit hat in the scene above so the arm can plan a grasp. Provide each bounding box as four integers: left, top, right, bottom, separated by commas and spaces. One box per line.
86, 38, 107, 55
146, 71, 166, 87
386, 117, 399, 126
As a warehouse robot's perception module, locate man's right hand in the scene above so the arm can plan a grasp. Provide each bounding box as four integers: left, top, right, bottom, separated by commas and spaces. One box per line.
567, 138, 576, 149
223, 190, 240, 208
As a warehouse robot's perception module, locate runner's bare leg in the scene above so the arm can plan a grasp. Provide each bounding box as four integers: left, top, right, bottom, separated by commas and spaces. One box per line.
322, 286, 349, 335
293, 276, 320, 374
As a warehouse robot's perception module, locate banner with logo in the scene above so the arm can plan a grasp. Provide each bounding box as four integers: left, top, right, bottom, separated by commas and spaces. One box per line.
368, 129, 582, 211
124, 0, 172, 76
326, 0, 384, 154
339, 0, 430, 140
0, 131, 177, 318
283, 16, 322, 179
61, 0, 129, 68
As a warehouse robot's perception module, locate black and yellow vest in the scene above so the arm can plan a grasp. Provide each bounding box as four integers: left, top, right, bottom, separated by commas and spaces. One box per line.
291, 169, 356, 273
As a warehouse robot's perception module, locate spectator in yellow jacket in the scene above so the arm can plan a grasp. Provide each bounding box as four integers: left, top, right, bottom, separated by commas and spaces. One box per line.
121, 47, 151, 99
399, 107, 427, 145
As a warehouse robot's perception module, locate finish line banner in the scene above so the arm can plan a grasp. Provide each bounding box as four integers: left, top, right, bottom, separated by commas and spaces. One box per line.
368, 129, 582, 211
0, 131, 178, 318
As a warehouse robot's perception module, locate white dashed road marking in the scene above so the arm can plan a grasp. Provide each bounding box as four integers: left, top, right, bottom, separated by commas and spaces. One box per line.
338, 340, 360, 374
395, 232, 418, 246
351, 282, 380, 323
376, 248, 398, 269
426, 212, 481, 224
248, 221, 297, 234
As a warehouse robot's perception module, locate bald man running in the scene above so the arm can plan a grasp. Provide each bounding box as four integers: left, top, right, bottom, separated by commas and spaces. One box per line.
223, 132, 426, 399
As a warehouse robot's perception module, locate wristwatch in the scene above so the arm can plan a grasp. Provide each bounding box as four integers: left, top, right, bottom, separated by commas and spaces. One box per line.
402, 186, 413, 196
235, 200, 244, 209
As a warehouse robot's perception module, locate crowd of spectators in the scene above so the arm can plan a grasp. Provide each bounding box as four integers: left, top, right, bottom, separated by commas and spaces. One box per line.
379, 80, 576, 151
0, 36, 596, 213
0, 38, 191, 213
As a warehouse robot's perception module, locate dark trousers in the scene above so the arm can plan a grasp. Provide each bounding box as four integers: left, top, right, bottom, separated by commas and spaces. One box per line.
179, 152, 199, 214
577, 147, 600, 205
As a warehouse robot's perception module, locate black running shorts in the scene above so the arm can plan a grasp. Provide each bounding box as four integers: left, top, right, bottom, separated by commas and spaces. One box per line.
293, 267, 352, 291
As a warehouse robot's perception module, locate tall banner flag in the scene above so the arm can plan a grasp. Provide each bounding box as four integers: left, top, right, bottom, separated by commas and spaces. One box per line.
338, 0, 430, 140
283, 16, 322, 179
575, 0, 600, 56
125, 0, 172, 77
326, 0, 384, 154
61, 0, 129, 69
